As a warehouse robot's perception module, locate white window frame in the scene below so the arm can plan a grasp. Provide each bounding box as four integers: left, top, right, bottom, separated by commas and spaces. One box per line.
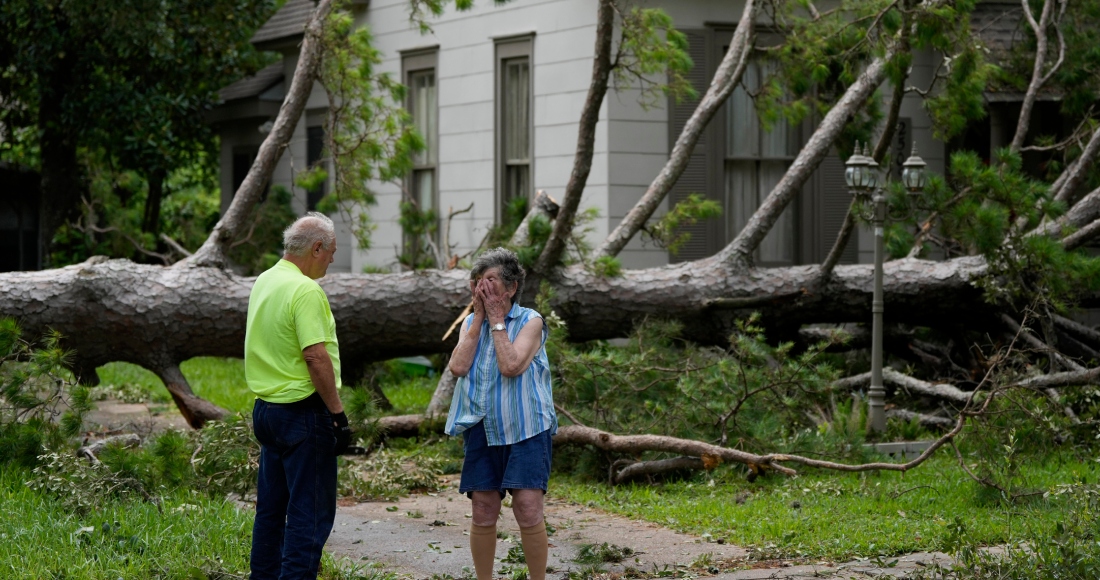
495, 34, 534, 224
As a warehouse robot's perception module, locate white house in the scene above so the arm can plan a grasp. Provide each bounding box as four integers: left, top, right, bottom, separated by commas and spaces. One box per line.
214, 0, 1060, 275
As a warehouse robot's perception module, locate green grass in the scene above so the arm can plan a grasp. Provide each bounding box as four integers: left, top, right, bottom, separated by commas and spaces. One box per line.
382, 375, 437, 415
96, 358, 440, 417
0, 464, 400, 579
0, 465, 254, 578
551, 451, 1099, 561
97, 357, 253, 414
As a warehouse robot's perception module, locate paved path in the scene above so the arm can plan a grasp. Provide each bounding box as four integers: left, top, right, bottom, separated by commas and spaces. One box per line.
326, 480, 954, 580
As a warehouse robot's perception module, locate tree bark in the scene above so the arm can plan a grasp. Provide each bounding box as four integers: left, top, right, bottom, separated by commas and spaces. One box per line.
1062, 218, 1100, 251
142, 168, 167, 236
0, 253, 1006, 425
37, 51, 83, 267
1010, 0, 1065, 153
182, 0, 332, 269
533, 0, 614, 273
1052, 125, 1100, 204
595, 0, 757, 260
833, 368, 972, 404
1035, 185, 1100, 238
613, 456, 706, 484
424, 367, 457, 418
887, 409, 955, 430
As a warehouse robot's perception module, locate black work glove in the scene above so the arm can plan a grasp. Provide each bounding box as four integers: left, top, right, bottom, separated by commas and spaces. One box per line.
332, 411, 353, 455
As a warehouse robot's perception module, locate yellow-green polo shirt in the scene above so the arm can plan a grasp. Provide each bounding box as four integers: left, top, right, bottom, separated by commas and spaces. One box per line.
245, 259, 341, 403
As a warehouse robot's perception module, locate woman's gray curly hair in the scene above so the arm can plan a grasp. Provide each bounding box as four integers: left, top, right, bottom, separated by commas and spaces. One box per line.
470, 247, 526, 305
283, 212, 336, 256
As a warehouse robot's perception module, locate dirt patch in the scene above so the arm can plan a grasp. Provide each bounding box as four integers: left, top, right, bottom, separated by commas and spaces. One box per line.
83, 398, 191, 436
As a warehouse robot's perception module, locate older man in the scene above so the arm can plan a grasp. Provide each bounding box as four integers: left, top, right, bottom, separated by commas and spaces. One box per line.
245, 212, 352, 580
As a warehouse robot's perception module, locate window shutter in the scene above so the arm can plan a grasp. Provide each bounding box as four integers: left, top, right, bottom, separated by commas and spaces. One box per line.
667, 29, 717, 263
812, 153, 857, 263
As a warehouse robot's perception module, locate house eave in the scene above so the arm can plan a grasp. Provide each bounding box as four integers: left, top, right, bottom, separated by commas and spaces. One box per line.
205, 99, 282, 125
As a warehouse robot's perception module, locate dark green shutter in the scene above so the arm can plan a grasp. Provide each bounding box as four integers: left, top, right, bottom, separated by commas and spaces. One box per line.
811, 152, 857, 263
667, 29, 719, 263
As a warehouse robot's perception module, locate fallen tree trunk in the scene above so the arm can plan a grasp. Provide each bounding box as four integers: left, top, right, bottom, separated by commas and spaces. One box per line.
0, 256, 986, 359
4, 251, 1095, 428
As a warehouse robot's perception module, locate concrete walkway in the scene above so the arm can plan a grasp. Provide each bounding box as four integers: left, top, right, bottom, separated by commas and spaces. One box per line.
326, 479, 954, 580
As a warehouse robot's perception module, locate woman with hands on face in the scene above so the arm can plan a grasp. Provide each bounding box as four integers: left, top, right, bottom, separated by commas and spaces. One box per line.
445, 248, 557, 580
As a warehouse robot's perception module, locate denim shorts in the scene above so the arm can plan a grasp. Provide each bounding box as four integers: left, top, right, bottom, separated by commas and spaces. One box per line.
459, 421, 553, 498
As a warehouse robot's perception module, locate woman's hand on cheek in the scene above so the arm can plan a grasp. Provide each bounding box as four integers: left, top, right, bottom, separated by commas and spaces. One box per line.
483, 286, 509, 321
470, 280, 485, 318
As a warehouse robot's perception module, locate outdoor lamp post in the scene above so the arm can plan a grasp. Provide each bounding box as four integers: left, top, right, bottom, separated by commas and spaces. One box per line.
845, 141, 926, 434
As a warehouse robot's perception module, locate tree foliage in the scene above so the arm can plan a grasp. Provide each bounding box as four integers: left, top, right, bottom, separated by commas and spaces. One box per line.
312, 3, 423, 251
0, 319, 90, 468
0, 0, 276, 251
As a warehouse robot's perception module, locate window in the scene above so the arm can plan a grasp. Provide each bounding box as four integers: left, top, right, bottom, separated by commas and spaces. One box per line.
232, 146, 268, 202
667, 28, 852, 266
402, 49, 438, 263
496, 36, 533, 220
725, 58, 800, 266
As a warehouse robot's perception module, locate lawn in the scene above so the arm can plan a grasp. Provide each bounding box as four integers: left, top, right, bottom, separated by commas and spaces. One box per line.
97, 357, 254, 414
94, 358, 437, 416
0, 466, 255, 579
89, 358, 1100, 567
552, 450, 1098, 561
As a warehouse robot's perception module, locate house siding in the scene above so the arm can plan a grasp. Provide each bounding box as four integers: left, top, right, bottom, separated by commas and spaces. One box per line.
354, 0, 603, 272
214, 0, 955, 274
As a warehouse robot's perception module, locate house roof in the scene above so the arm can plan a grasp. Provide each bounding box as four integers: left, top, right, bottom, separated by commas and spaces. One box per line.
970, 2, 1063, 101
971, 2, 1025, 65
251, 0, 315, 47
218, 61, 284, 102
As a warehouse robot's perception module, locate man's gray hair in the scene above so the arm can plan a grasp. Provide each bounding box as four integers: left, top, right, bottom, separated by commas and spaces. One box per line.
283, 212, 336, 257
470, 247, 526, 305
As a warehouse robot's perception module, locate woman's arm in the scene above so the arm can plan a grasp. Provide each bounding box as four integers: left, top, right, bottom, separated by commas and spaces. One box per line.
448, 281, 485, 377
478, 280, 544, 378
491, 317, 543, 378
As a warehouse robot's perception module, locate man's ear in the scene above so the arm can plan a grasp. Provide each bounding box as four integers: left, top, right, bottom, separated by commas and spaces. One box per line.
312, 241, 324, 255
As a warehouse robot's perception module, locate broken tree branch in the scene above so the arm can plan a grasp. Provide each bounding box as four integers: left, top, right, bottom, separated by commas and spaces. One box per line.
594, 0, 757, 260
1053, 313, 1100, 348
1052, 125, 1100, 204
835, 368, 971, 404
614, 456, 705, 484
183, 0, 332, 269
534, 0, 614, 273
1011, 366, 1100, 390
887, 408, 955, 429
723, 49, 893, 266
1062, 217, 1100, 251
1010, 0, 1064, 153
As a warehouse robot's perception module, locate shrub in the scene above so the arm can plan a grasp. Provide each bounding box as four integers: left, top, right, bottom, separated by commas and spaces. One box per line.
0, 320, 90, 467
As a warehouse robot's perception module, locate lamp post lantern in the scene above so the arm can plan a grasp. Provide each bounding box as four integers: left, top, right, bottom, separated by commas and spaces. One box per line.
845, 141, 925, 434
902, 143, 928, 193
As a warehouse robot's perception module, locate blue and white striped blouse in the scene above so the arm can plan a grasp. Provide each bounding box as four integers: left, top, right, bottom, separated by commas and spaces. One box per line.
445, 302, 557, 446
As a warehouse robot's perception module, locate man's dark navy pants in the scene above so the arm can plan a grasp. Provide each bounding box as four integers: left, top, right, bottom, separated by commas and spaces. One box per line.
250, 395, 337, 579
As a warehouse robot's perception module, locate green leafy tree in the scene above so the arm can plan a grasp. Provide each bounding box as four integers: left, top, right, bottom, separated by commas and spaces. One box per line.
0, 0, 275, 259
